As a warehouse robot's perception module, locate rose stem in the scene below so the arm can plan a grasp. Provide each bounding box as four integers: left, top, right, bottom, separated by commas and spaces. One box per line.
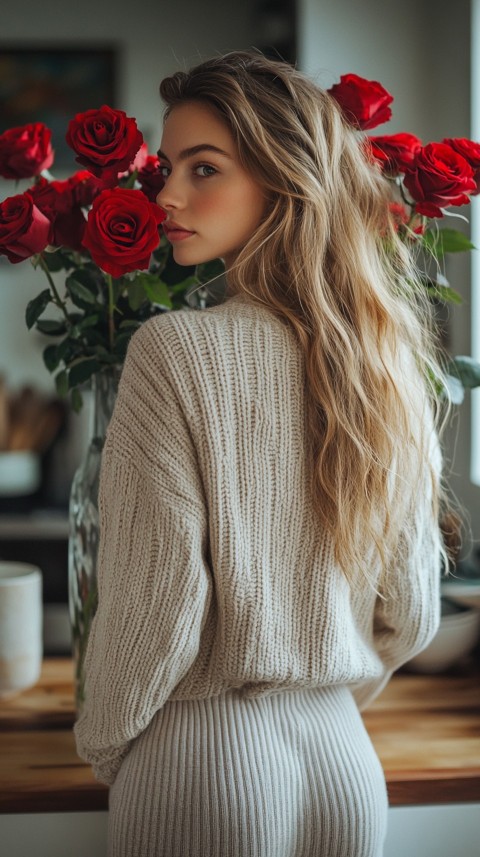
38, 254, 72, 326
106, 273, 115, 351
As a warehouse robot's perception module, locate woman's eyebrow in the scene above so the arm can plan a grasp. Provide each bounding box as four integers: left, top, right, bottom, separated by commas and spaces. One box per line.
157, 143, 232, 161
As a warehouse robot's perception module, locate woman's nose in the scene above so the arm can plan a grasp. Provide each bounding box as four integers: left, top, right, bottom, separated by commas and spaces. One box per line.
156, 175, 183, 210
156, 186, 168, 208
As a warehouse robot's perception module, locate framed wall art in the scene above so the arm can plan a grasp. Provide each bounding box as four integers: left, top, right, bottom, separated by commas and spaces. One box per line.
0, 45, 118, 171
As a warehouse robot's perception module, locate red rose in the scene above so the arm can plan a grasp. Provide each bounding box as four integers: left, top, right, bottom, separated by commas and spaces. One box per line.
442, 137, 480, 195
368, 133, 422, 174
66, 106, 143, 186
404, 142, 476, 217
137, 156, 165, 202
82, 188, 165, 276
28, 177, 88, 251
0, 123, 54, 179
127, 143, 150, 173
388, 202, 409, 231
328, 74, 393, 130
67, 171, 103, 207
29, 177, 73, 216
52, 208, 87, 251
0, 193, 52, 263
387, 203, 425, 236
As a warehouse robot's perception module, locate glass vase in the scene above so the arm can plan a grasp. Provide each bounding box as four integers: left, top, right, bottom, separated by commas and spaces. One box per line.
68, 367, 121, 710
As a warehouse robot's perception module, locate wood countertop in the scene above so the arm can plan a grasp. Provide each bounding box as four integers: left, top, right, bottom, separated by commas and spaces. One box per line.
0, 658, 479, 813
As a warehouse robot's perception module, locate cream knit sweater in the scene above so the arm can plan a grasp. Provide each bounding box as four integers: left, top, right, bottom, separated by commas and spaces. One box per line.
74, 291, 442, 785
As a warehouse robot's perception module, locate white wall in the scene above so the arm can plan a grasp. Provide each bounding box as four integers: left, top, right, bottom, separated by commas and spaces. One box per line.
298, 0, 480, 542
298, 0, 439, 138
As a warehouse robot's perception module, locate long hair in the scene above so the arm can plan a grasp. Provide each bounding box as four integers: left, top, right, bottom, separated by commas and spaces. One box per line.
160, 50, 449, 590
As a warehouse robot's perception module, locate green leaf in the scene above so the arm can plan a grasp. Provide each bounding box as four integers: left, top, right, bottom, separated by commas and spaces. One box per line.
113, 331, 133, 357
447, 355, 480, 390
196, 258, 225, 283
424, 364, 448, 400
70, 388, 83, 413
55, 370, 69, 397
68, 358, 102, 388
66, 275, 98, 305
68, 267, 99, 287
423, 228, 475, 258
445, 375, 465, 405
42, 248, 75, 272
70, 314, 102, 339
160, 248, 195, 285
76, 314, 101, 330
43, 344, 60, 372
36, 319, 68, 336
56, 337, 75, 361
25, 289, 51, 329
137, 274, 172, 307
425, 283, 463, 305
119, 320, 141, 331
65, 269, 103, 311
127, 279, 148, 311
170, 276, 198, 295
151, 240, 170, 266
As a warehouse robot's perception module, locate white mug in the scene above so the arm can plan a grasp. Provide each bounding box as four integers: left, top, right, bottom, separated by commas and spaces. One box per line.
0, 562, 43, 699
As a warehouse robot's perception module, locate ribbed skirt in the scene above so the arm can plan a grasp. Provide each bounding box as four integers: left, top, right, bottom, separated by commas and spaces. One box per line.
108, 685, 388, 857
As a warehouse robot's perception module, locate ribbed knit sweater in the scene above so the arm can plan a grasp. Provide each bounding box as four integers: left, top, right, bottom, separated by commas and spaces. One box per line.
74, 291, 442, 786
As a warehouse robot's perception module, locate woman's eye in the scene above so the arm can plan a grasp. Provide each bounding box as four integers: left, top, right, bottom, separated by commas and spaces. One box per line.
194, 164, 217, 177
159, 165, 171, 177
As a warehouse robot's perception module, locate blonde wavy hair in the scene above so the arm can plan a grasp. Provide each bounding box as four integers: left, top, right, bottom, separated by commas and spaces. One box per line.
160, 50, 449, 589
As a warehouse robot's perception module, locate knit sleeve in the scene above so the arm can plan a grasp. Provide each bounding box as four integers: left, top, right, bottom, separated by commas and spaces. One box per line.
73, 316, 212, 785
352, 422, 444, 711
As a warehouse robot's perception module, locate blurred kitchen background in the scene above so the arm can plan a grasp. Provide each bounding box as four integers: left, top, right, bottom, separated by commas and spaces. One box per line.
0, 0, 478, 654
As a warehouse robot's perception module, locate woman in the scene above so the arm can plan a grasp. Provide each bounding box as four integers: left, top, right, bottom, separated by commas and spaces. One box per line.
74, 50, 447, 856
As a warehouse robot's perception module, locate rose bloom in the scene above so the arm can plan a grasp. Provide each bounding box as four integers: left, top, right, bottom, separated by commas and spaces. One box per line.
120, 144, 165, 201
127, 142, 150, 173
0, 123, 54, 179
388, 202, 409, 231
328, 74, 393, 130
137, 156, 165, 202
404, 142, 476, 217
66, 106, 144, 186
82, 187, 166, 277
368, 133, 422, 174
0, 193, 52, 262
68, 171, 103, 208
28, 174, 101, 251
442, 137, 480, 194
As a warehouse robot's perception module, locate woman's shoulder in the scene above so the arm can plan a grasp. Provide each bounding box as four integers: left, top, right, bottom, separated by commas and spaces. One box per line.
126, 292, 298, 396
122, 295, 251, 378
137, 292, 279, 344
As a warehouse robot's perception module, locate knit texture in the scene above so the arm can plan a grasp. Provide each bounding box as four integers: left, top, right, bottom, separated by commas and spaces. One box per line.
107, 685, 388, 856
74, 291, 442, 785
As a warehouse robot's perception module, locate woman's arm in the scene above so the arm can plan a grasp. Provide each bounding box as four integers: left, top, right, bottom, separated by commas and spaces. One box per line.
73, 317, 212, 785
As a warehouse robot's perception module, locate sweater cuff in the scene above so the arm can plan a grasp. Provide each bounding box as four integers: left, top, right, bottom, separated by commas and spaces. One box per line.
73, 723, 132, 786
350, 669, 393, 711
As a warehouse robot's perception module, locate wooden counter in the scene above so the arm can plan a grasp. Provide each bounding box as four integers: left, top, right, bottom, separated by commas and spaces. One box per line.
0, 658, 479, 813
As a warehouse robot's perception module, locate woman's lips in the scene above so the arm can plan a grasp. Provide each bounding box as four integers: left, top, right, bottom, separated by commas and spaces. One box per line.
163, 225, 195, 242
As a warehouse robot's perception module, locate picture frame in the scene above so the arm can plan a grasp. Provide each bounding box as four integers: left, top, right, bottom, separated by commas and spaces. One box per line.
0, 45, 118, 171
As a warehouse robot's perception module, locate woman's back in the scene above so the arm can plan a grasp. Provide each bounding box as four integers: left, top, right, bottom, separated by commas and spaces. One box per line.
74, 49, 446, 856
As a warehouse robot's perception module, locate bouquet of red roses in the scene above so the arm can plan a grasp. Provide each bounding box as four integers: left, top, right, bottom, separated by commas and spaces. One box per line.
328, 72, 480, 400
0, 106, 219, 410
1, 81, 479, 407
